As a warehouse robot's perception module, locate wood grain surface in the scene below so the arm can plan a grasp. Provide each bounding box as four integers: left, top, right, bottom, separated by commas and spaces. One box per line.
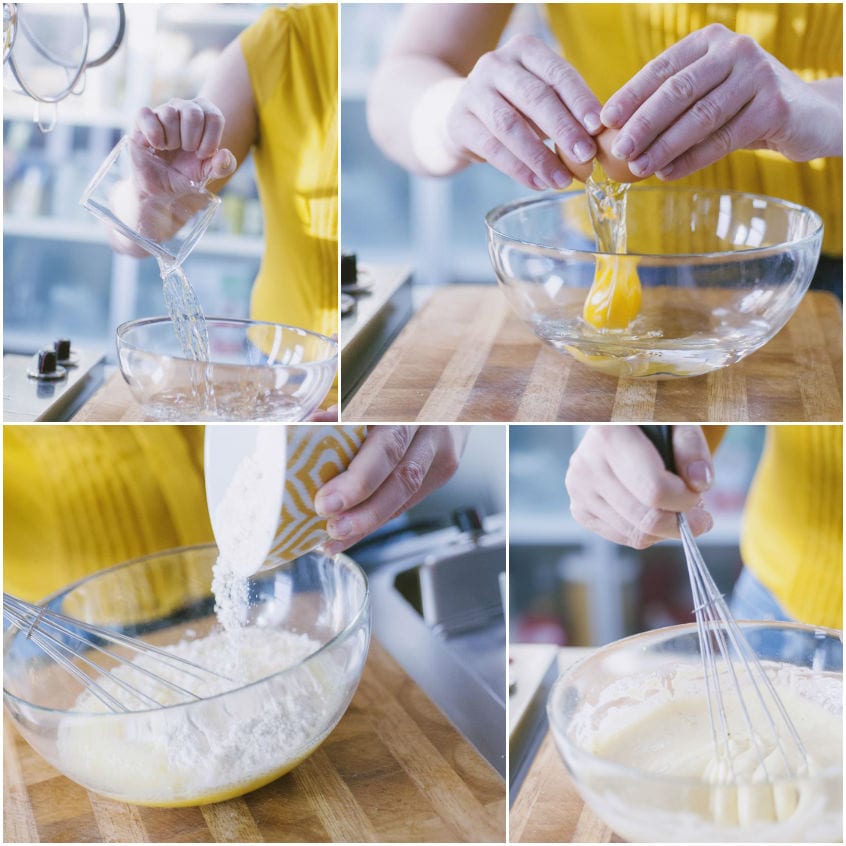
510, 731, 622, 843
3, 640, 505, 843
343, 286, 842, 422
71, 372, 149, 422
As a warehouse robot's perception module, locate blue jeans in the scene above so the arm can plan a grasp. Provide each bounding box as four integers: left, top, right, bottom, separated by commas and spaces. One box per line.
728, 567, 793, 622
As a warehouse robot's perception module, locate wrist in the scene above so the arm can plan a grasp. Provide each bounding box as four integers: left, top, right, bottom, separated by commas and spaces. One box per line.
410, 76, 471, 175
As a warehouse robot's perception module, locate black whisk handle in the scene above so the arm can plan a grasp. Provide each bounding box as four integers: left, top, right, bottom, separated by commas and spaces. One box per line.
639, 425, 676, 473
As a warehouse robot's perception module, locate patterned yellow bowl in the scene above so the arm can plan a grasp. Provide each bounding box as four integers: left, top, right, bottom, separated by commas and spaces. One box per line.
204, 424, 365, 571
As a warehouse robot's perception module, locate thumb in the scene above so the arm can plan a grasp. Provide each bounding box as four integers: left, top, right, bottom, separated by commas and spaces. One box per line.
201, 148, 237, 183
671, 426, 714, 494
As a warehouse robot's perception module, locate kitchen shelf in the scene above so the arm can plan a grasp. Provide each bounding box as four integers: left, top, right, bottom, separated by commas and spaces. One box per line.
3, 99, 126, 129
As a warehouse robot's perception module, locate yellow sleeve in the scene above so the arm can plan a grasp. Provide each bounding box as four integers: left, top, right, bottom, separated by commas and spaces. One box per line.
3, 426, 213, 602
740, 425, 842, 628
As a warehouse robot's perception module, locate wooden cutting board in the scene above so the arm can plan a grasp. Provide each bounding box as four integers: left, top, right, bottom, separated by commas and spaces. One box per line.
3, 640, 505, 843
510, 731, 622, 843
71, 372, 147, 421
343, 286, 842, 422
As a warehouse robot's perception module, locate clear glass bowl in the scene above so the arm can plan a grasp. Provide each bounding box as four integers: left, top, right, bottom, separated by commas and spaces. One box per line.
116, 317, 338, 421
3, 545, 371, 807
548, 622, 842, 842
486, 189, 823, 378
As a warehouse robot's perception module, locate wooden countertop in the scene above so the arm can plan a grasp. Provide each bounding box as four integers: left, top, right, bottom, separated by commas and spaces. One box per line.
343, 286, 842, 422
4, 640, 505, 843
510, 646, 621, 842
71, 371, 147, 421
510, 732, 621, 843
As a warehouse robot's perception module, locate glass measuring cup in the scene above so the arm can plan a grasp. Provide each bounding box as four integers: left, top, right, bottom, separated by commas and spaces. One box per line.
80, 134, 221, 265
81, 135, 220, 361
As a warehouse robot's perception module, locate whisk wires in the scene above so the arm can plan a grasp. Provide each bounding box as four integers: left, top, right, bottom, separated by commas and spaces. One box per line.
4, 593, 233, 713
677, 516, 809, 783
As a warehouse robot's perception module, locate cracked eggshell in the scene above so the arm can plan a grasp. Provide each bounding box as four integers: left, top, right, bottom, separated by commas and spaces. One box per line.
556, 128, 647, 184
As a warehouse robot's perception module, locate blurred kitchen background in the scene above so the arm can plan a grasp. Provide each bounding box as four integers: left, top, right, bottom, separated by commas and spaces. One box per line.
348, 425, 508, 776
4, 3, 265, 356
510, 424, 766, 647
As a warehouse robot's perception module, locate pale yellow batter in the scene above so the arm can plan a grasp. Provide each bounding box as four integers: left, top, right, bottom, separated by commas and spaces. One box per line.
570, 662, 842, 841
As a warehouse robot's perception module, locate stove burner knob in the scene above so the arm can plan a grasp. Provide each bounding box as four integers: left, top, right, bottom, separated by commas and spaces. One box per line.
54, 338, 71, 361
341, 252, 358, 285
28, 349, 68, 381
53, 337, 79, 366
38, 349, 58, 375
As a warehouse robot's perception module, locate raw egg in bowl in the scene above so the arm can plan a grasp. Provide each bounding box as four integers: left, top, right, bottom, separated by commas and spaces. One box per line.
485, 187, 823, 379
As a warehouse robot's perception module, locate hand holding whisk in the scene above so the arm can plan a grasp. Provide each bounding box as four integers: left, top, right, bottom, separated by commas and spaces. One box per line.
640, 426, 810, 821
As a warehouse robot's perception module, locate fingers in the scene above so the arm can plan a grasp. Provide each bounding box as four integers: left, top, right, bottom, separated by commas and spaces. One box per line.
314, 426, 419, 519
316, 426, 464, 556
308, 405, 339, 423
449, 110, 552, 190
451, 34, 602, 190
202, 148, 237, 182
132, 98, 225, 158
566, 426, 714, 551
670, 426, 714, 493
601, 26, 714, 129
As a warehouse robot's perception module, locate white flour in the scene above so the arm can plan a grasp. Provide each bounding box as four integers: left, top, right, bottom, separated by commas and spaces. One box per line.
56, 626, 344, 805
210, 428, 286, 632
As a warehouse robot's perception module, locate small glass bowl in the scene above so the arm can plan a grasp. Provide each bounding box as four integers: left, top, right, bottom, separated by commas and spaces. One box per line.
486, 188, 823, 379
116, 317, 338, 421
3, 545, 371, 807
548, 622, 842, 842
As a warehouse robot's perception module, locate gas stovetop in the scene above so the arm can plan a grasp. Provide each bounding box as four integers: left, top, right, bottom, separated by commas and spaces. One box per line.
4, 344, 106, 421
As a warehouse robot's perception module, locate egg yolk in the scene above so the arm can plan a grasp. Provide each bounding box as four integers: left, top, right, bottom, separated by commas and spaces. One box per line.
582, 162, 642, 331
582, 254, 642, 330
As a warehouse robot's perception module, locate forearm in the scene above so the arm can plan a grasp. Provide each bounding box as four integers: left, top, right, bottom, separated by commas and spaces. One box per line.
367, 55, 468, 175
199, 37, 257, 193
807, 77, 842, 157
366, 2, 513, 176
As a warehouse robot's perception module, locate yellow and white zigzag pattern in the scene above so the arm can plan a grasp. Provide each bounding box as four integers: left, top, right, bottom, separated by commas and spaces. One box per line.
269, 426, 365, 564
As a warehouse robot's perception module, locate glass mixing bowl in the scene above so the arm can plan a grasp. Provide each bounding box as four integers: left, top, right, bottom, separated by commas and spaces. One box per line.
3, 545, 370, 807
486, 189, 823, 378
548, 622, 842, 842
116, 317, 338, 421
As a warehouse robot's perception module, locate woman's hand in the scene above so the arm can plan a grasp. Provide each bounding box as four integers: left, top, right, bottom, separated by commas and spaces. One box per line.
565, 426, 714, 549
600, 23, 843, 180
131, 97, 238, 187
442, 34, 603, 190
110, 98, 239, 258
314, 426, 468, 555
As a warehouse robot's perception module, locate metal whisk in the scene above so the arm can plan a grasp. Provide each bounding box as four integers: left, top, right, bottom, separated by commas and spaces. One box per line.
640, 427, 809, 785
4, 593, 233, 713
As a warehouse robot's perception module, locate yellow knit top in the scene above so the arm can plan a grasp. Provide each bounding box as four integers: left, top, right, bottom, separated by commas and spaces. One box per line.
240, 4, 338, 338
546, 3, 843, 255
3, 426, 212, 602
739, 425, 842, 629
